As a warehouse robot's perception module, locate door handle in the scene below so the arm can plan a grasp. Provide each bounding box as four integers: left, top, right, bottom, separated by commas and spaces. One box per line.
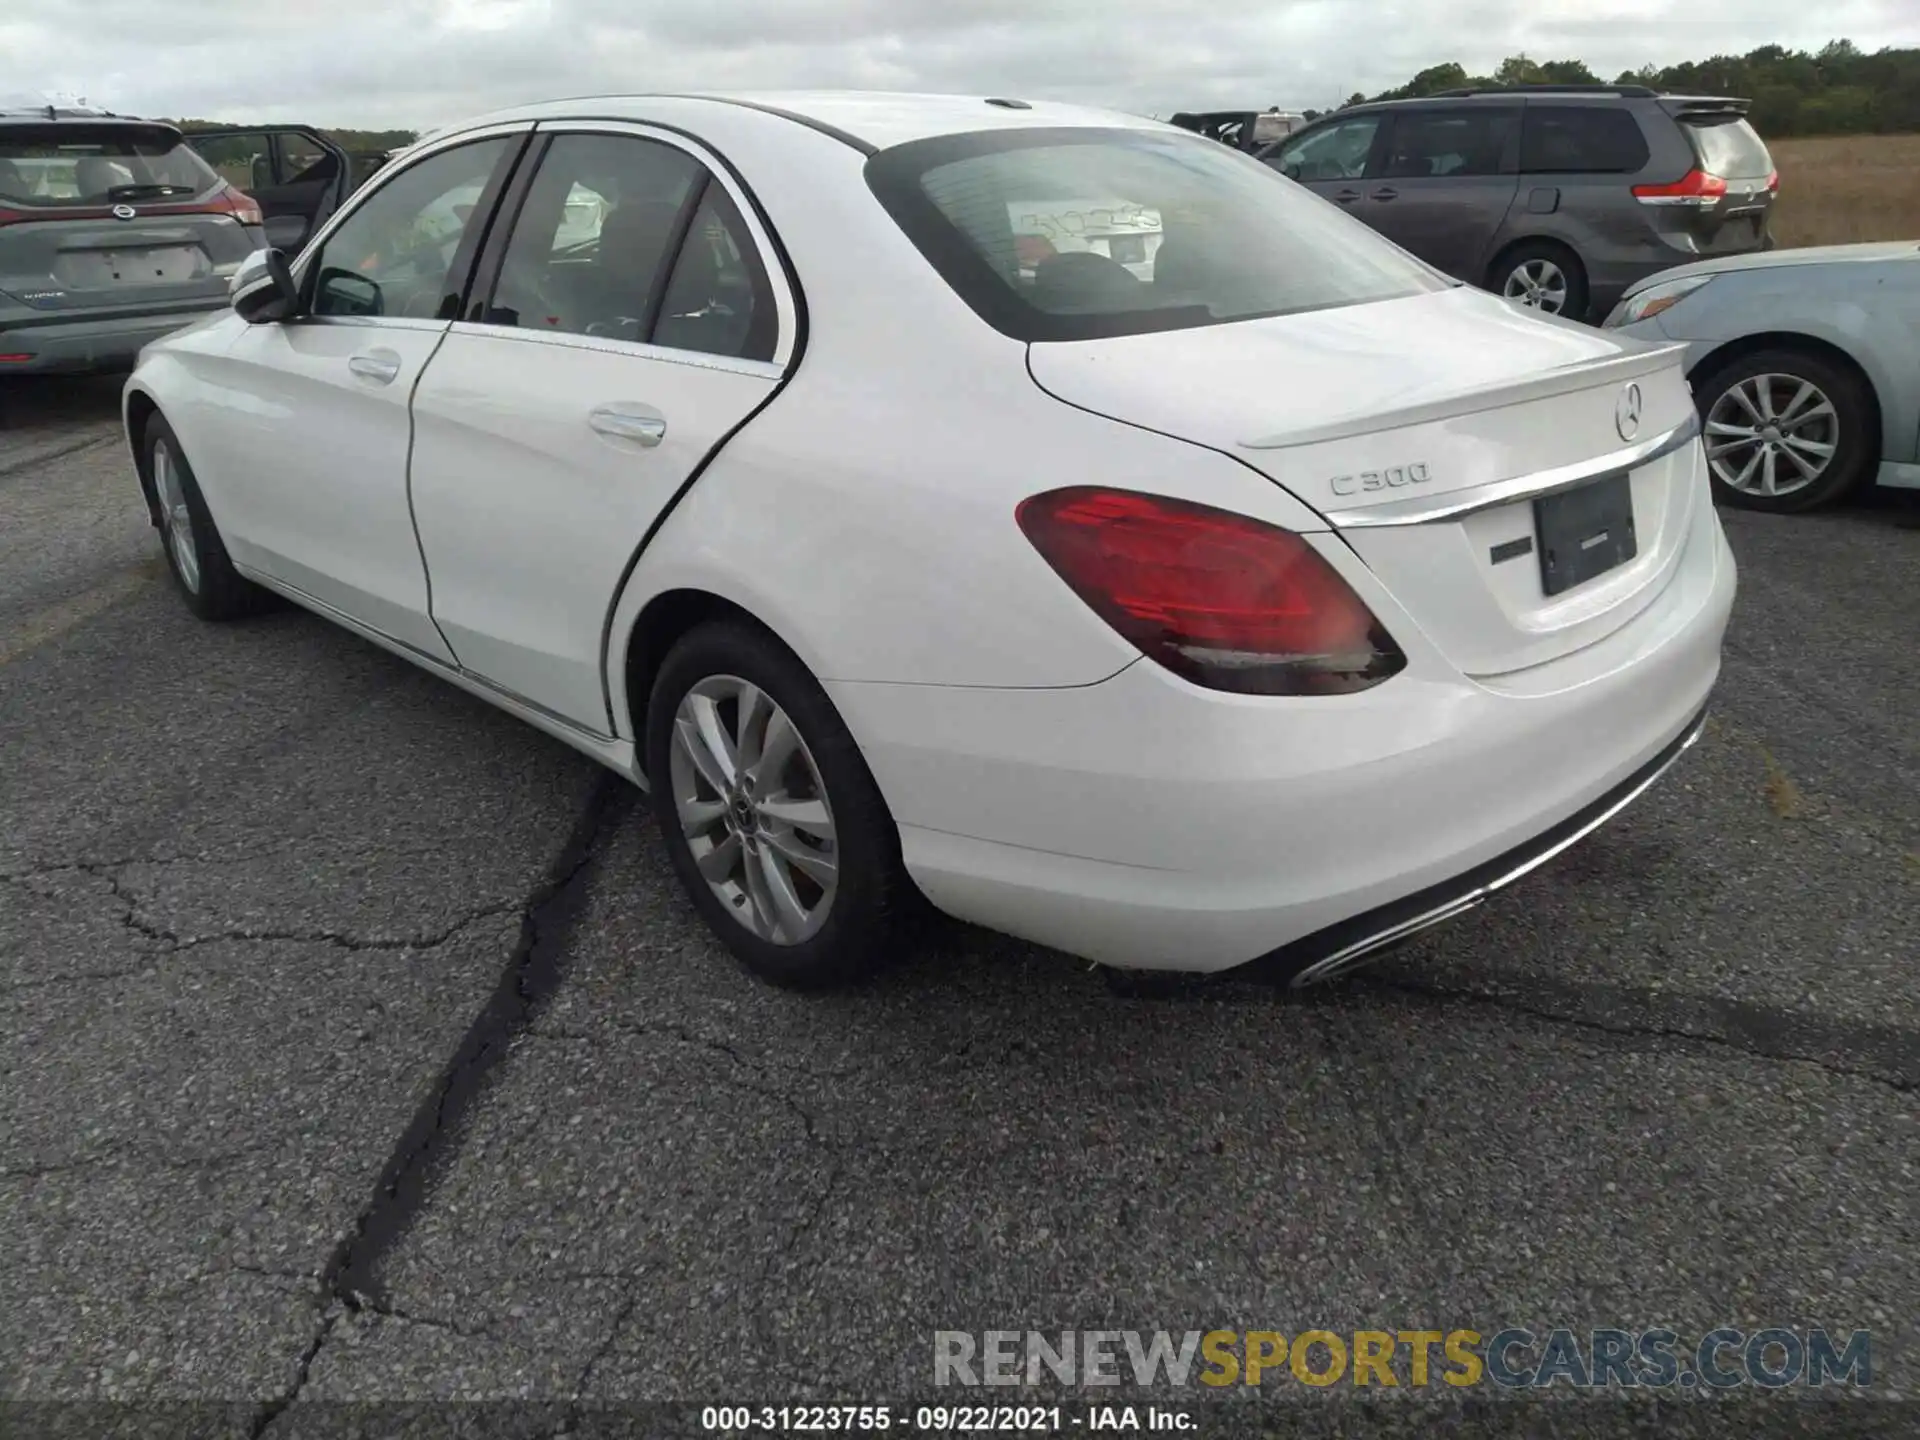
1370, 187, 1399, 202
348, 348, 402, 385
1333, 189, 1361, 204
589, 404, 667, 447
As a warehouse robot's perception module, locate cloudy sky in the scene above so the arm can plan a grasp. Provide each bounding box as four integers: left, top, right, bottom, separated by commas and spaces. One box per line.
2, 0, 1912, 131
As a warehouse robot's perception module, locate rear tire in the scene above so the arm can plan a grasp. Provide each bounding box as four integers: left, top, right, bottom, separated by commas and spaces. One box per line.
1492, 241, 1590, 321
1691, 347, 1876, 513
145, 416, 273, 621
644, 620, 913, 989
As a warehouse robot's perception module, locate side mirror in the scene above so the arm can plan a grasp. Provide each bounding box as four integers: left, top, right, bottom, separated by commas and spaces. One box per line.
232, 248, 299, 323
1282, 162, 1304, 181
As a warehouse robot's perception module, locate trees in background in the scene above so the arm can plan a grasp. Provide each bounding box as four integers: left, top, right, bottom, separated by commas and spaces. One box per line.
169, 119, 420, 153
1348, 42, 1920, 136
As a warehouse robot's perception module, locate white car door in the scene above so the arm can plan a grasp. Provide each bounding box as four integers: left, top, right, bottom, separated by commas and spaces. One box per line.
201, 130, 526, 662
407, 124, 794, 733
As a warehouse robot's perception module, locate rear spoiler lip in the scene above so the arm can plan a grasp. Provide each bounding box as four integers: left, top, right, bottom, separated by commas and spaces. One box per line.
0, 117, 185, 144
1239, 341, 1691, 451
1657, 94, 1753, 116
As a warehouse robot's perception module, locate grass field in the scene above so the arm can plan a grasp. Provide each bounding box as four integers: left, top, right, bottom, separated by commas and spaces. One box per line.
1767, 133, 1920, 247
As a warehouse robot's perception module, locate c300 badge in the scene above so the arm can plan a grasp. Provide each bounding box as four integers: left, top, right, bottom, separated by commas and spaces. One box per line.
1330, 462, 1432, 497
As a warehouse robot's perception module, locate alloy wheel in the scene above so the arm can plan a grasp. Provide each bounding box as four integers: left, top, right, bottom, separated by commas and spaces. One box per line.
1703, 373, 1838, 500
668, 674, 839, 945
1503, 258, 1569, 314
152, 439, 201, 593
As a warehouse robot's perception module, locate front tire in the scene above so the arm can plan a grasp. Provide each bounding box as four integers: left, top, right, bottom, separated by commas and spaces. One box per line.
145, 416, 272, 621
644, 620, 912, 989
1692, 347, 1876, 513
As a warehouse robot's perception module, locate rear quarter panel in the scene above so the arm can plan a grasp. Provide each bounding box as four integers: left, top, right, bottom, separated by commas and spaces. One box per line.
599, 105, 1331, 739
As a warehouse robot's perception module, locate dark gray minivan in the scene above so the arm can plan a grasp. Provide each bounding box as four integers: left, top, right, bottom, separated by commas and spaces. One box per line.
1259, 85, 1776, 323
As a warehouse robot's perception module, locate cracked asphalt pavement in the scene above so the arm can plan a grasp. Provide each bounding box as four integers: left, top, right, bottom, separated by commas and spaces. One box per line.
2, 377, 1917, 1438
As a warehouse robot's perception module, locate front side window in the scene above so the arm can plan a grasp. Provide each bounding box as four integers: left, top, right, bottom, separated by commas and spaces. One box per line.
308, 137, 509, 320
867, 126, 1445, 343
1519, 107, 1650, 175
1268, 116, 1383, 181
1382, 109, 1516, 179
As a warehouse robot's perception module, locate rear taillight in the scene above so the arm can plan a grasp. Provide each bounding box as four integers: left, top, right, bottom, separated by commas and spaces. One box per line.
1632, 169, 1729, 207
0, 207, 20, 228
208, 184, 263, 226
1766, 169, 1780, 193
1016, 487, 1405, 696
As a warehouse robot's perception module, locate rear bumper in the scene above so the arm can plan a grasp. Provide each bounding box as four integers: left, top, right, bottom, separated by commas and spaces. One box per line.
0, 306, 223, 375
828, 488, 1735, 973
1240, 702, 1708, 984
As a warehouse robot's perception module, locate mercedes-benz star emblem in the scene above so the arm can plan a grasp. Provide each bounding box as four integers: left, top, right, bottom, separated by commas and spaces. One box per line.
1615, 381, 1643, 442
111, 203, 137, 220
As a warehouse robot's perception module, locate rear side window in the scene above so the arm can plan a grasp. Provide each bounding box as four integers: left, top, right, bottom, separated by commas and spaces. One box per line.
485, 133, 704, 340
652, 185, 779, 363
1684, 117, 1773, 179
1382, 109, 1516, 179
1519, 107, 1650, 175
867, 126, 1445, 343
0, 124, 220, 207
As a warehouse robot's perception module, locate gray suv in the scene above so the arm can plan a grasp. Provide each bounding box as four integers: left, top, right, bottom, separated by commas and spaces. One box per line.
1, 104, 350, 375
1259, 85, 1776, 323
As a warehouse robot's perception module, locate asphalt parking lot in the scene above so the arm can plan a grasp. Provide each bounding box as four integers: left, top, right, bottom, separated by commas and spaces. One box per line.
3, 375, 1917, 1438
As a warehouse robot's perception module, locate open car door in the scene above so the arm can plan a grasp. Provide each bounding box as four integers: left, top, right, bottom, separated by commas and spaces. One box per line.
184, 126, 351, 254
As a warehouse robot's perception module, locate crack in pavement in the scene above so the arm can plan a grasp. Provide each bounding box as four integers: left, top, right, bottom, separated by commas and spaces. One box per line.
250, 1309, 340, 1440
243, 773, 635, 1437
1366, 972, 1920, 1093
534, 1014, 861, 1084
3, 857, 536, 971
524, 1017, 845, 1412
1, 1135, 282, 1182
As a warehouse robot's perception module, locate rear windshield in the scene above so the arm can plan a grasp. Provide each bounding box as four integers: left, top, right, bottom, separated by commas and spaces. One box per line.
1683, 116, 1773, 179
865, 127, 1447, 342
0, 124, 220, 207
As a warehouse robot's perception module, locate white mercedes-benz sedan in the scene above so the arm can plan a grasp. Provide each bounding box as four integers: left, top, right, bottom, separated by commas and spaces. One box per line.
122, 92, 1735, 989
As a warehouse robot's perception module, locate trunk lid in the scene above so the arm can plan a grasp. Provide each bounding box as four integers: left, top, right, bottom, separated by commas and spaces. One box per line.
1025, 285, 1702, 678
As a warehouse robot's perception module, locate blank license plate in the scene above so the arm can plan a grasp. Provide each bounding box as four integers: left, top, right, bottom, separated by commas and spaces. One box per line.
1536, 474, 1636, 596
58, 245, 205, 287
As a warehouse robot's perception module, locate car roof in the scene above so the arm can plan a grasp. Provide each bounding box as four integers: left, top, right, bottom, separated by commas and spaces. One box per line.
1327, 86, 1746, 118
0, 103, 179, 141
453, 90, 1165, 153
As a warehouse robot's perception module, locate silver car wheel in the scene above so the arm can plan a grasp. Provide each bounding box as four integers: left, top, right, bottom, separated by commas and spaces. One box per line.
1503, 258, 1569, 314
152, 439, 201, 593
1704, 373, 1838, 500
669, 674, 839, 946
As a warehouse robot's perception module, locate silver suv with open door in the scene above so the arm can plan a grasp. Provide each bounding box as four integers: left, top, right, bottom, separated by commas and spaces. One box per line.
0, 104, 346, 375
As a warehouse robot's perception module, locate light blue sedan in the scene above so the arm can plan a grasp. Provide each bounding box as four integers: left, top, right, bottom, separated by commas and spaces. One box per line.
1605, 242, 1919, 513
